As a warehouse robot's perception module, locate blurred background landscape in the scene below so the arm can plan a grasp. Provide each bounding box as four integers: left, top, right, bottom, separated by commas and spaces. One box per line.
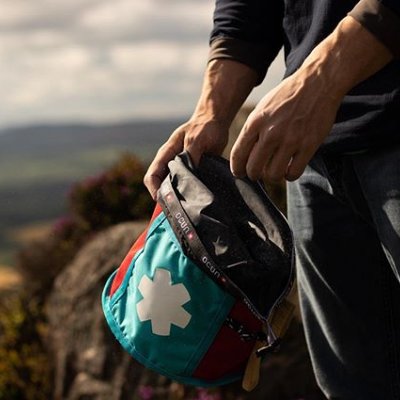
0, 1, 327, 400
0, 119, 178, 269
0, 0, 284, 277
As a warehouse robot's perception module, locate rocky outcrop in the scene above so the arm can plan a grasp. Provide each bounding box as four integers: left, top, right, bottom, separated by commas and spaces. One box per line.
46, 220, 324, 400
47, 222, 147, 400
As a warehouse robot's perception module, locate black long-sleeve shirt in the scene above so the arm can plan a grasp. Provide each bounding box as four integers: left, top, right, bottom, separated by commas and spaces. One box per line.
208, 0, 400, 154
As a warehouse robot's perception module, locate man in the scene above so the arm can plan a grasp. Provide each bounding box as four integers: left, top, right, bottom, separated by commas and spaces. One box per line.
144, 0, 400, 398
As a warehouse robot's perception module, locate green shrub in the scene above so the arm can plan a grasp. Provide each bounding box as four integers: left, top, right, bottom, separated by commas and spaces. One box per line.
68, 152, 154, 231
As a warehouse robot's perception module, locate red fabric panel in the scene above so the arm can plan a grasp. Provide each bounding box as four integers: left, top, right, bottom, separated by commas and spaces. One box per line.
193, 301, 263, 380
108, 204, 163, 297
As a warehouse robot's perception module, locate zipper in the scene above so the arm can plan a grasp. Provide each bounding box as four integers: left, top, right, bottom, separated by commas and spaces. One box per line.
257, 181, 296, 321
224, 316, 281, 357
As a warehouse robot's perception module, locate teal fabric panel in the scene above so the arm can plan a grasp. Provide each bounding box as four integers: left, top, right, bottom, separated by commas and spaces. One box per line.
102, 212, 235, 377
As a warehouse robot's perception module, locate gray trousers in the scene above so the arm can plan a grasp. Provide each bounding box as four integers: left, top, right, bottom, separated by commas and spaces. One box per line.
287, 146, 400, 400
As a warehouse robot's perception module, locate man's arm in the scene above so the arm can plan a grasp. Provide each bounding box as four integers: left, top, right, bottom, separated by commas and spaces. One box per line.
143, 59, 258, 200
208, 0, 284, 83
230, 15, 394, 183
144, 0, 284, 199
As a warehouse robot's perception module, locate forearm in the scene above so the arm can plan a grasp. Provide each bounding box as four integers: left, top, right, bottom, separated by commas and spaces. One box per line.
297, 15, 393, 102
190, 59, 259, 127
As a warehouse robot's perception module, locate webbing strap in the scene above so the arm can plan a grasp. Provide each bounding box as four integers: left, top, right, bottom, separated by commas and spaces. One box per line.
268, 298, 295, 339
242, 298, 296, 392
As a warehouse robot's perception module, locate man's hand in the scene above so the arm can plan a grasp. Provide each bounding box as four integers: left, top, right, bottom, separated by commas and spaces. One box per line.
144, 59, 258, 200
143, 119, 229, 200
230, 70, 341, 183
231, 16, 393, 183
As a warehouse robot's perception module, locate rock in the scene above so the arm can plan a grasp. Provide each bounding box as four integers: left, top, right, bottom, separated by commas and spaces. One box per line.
47, 221, 147, 400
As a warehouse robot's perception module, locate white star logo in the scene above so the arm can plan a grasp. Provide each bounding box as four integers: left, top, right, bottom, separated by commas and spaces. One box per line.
212, 236, 228, 256
136, 268, 191, 336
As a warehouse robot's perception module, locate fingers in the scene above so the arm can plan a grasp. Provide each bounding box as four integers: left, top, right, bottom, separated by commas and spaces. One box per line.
143, 174, 164, 201
143, 129, 185, 200
285, 146, 316, 181
143, 120, 229, 200
231, 117, 307, 183
246, 138, 275, 181
184, 120, 229, 166
230, 117, 260, 178
245, 140, 296, 183
264, 147, 294, 183
231, 116, 289, 182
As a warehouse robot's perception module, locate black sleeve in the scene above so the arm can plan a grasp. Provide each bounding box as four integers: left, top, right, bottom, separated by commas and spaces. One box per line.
349, 0, 400, 57
208, 0, 284, 85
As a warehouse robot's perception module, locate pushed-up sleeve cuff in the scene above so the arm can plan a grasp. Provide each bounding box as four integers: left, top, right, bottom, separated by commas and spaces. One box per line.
349, 0, 400, 58
208, 37, 276, 85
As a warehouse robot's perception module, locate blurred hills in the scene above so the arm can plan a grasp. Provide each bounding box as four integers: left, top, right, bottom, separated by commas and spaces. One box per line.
0, 118, 183, 265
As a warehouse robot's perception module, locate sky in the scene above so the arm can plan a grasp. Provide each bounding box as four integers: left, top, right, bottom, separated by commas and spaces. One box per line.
0, 0, 285, 129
